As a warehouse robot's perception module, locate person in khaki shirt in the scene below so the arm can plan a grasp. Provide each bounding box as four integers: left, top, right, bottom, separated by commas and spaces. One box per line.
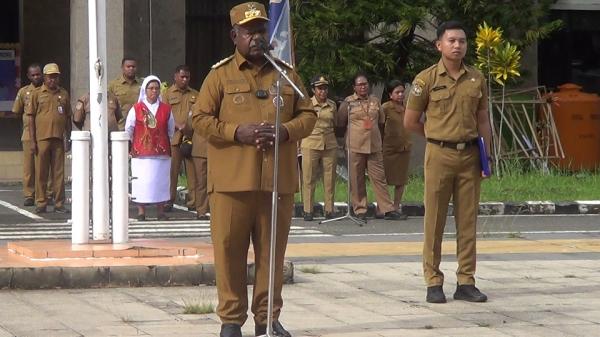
192, 3, 316, 336
300, 75, 338, 221
26, 63, 72, 214
12, 63, 45, 206
404, 21, 492, 304
164, 65, 199, 212
338, 73, 403, 222
108, 57, 141, 130
382, 80, 411, 218
73, 92, 122, 132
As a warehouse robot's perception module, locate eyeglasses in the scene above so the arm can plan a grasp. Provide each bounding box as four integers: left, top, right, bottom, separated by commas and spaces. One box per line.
354, 82, 368, 87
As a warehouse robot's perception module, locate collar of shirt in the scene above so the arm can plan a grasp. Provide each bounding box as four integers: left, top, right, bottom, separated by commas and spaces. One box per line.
40, 84, 59, 94
311, 96, 331, 108
119, 75, 139, 85
234, 49, 269, 71
349, 93, 370, 102
168, 85, 191, 94
436, 58, 468, 79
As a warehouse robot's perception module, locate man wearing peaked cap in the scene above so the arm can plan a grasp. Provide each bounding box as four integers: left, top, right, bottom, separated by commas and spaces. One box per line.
301, 75, 338, 221
192, 2, 316, 337
26, 63, 72, 214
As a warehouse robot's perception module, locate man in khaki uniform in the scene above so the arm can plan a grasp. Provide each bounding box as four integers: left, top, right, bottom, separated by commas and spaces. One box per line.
26, 63, 72, 213
300, 75, 338, 221
405, 21, 492, 304
192, 3, 316, 336
108, 57, 141, 129
73, 92, 122, 132
191, 118, 209, 220
12, 63, 43, 206
164, 65, 198, 212
338, 73, 403, 221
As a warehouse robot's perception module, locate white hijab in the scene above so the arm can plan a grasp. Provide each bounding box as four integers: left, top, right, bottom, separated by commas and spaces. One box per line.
138, 75, 162, 104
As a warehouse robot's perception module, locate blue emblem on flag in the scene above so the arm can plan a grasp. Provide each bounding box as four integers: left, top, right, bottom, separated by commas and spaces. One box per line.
268, 0, 293, 65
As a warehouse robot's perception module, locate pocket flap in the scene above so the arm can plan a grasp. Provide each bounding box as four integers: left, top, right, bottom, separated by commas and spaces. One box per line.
430, 89, 450, 101
225, 83, 251, 94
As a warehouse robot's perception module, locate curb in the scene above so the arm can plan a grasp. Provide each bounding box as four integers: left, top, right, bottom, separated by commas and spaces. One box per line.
0, 261, 294, 290
292, 201, 600, 218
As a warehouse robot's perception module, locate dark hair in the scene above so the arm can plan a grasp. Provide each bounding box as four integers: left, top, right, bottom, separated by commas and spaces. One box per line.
436, 20, 466, 40
121, 57, 137, 65
352, 71, 369, 85
27, 63, 42, 71
386, 80, 404, 95
175, 65, 190, 73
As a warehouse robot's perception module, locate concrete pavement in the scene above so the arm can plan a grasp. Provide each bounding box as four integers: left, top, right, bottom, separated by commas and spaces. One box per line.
0, 252, 599, 336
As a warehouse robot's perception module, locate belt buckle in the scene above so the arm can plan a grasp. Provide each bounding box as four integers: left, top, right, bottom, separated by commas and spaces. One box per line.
456, 143, 466, 150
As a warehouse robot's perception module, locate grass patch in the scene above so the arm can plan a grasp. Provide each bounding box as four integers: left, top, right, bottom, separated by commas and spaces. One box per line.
182, 299, 215, 314
299, 265, 322, 274
506, 232, 524, 239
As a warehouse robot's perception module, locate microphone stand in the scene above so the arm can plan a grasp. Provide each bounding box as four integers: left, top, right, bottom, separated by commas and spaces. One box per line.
260, 51, 305, 337
319, 102, 365, 226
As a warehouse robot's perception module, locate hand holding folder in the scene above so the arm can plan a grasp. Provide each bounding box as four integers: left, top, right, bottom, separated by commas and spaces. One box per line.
478, 137, 491, 177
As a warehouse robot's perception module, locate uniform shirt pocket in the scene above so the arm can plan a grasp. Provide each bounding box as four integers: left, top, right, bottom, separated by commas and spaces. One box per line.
462, 84, 483, 114
222, 82, 251, 121
168, 95, 181, 106
427, 89, 450, 118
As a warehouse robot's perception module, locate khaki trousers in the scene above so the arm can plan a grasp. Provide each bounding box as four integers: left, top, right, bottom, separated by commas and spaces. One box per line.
423, 143, 480, 287
192, 156, 209, 214
301, 147, 337, 213
210, 191, 293, 326
22, 140, 35, 199
169, 145, 196, 208
35, 138, 65, 208
349, 151, 394, 215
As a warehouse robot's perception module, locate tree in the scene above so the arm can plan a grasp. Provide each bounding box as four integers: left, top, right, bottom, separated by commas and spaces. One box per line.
291, 0, 561, 97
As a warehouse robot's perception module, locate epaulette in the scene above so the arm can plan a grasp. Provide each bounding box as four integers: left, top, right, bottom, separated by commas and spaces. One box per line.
212, 55, 235, 69
274, 57, 294, 70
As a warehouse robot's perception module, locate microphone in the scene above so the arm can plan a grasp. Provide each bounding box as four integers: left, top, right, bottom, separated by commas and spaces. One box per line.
257, 38, 274, 53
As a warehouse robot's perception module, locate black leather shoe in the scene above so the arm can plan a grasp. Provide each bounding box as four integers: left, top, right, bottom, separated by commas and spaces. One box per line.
453, 284, 488, 302
220, 323, 242, 337
35, 206, 47, 214
163, 203, 173, 212
255, 320, 291, 337
24, 198, 34, 206
303, 212, 313, 221
384, 211, 408, 220
426, 285, 447, 303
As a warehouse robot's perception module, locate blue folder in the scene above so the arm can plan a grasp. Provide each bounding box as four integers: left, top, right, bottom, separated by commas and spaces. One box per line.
478, 137, 491, 177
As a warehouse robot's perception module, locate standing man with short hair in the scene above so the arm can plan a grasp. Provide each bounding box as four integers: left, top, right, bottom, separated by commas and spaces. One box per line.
12, 63, 43, 206
26, 63, 72, 214
404, 21, 492, 304
193, 3, 316, 336
164, 65, 198, 212
108, 57, 141, 130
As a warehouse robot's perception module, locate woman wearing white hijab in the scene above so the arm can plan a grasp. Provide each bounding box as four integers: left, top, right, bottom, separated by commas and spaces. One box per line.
125, 75, 175, 221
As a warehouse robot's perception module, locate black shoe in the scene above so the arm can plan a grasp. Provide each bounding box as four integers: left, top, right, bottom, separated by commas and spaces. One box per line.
303, 212, 313, 221
24, 198, 34, 206
426, 285, 447, 303
54, 206, 69, 214
187, 206, 195, 211
384, 211, 408, 220
163, 203, 173, 212
220, 323, 242, 337
35, 206, 47, 214
136, 214, 146, 221
325, 212, 335, 219
374, 213, 384, 219
453, 284, 488, 302
255, 320, 291, 337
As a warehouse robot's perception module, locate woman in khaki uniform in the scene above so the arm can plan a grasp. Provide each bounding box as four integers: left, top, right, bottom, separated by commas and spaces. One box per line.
338, 73, 403, 221
382, 80, 411, 217
300, 75, 338, 221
